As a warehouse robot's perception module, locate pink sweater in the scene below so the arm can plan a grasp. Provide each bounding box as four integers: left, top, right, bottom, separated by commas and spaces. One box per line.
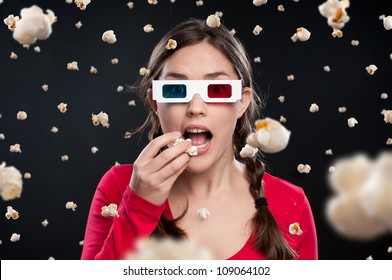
81, 164, 318, 260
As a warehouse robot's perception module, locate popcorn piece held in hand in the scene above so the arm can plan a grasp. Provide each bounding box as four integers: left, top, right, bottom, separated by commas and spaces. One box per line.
101, 203, 119, 217
16, 111, 27, 120
65, 201, 77, 211
289, 222, 303, 235
102, 30, 117, 44
168, 138, 198, 156
297, 163, 311, 174
206, 14, 221, 28
5, 206, 19, 220
91, 111, 110, 128
0, 162, 23, 200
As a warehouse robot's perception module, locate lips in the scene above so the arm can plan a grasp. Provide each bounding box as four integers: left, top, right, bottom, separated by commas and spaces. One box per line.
183, 125, 213, 150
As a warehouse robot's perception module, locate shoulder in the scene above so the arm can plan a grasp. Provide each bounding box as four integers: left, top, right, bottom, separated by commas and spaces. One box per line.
96, 164, 134, 201
262, 172, 308, 219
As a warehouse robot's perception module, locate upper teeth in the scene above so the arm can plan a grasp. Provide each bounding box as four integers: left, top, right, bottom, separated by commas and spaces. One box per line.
187, 128, 207, 133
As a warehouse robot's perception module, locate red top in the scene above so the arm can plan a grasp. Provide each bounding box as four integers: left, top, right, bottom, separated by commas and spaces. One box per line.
81, 164, 318, 260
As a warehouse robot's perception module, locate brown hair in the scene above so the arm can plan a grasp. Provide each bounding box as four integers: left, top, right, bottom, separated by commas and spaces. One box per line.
132, 18, 296, 259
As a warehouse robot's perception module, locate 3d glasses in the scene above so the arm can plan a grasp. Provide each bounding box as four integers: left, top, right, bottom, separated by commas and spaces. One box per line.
152, 80, 242, 103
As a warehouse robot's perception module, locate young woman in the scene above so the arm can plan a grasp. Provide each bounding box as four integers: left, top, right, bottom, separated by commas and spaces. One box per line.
81, 18, 318, 260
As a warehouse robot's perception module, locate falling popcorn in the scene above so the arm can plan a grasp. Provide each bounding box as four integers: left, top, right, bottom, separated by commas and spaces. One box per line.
10, 5, 56, 46
10, 52, 18, 59
165, 39, 177, 50
101, 203, 119, 217
332, 28, 343, 38
289, 222, 303, 235
148, 0, 158, 5
351, 40, 359, 46
245, 117, 291, 154
50, 126, 58, 133
139, 67, 150, 76
277, 5, 285, 12
57, 103, 67, 113
206, 14, 221, 28
347, 117, 358, 128
278, 96, 285, 103
254, 56, 261, 63
287, 74, 295, 81
92, 111, 110, 128
67, 61, 79, 71
297, 163, 311, 174
309, 103, 319, 113
326, 151, 392, 239
5, 206, 19, 220
111, 58, 119, 65
61, 155, 69, 161
318, 0, 350, 30
253, 0, 268, 6
383, 110, 392, 124
90, 66, 97, 74
143, 24, 154, 33
117, 86, 124, 92
388, 247, 392, 253
102, 30, 117, 44
91, 146, 99, 154
3, 15, 19, 31
65, 201, 77, 211
323, 65, 331, 72
127, 237, 212, 260
75, 21, 82, 29
253, 25, 262, 36
10, 144, 22, 153
291, 27, 311, 42
197, 208, 210, 221
380, 93, 388, 99
74, 0, 91, 10
240, 144, 258, 158
42, 84, 49, 91
338, 106, 347, 113
23, 173, 31, 179
365, 64, 377, 75
10, 233, 20, 242
383, 15, 392, 30
387, 138, 392, 145
41, 219, 49, 227
16, 111, 27, 120
196, 0, 204, 6
127, 2, 134, 9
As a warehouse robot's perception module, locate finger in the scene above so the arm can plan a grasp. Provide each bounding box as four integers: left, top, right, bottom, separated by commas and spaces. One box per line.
148, 139, 192, 172
138, 131, 182, 161
152, 152, 191, 185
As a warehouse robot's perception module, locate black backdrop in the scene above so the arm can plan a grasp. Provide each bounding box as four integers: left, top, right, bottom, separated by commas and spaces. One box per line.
0, 0, 391, 260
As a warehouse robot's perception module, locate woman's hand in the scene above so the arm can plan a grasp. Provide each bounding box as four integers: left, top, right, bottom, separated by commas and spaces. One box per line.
129, 131, 192, 205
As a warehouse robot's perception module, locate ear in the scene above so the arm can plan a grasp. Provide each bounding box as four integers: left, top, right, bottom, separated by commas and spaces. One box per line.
147, 88, 158, 114
236, 86, 252, 119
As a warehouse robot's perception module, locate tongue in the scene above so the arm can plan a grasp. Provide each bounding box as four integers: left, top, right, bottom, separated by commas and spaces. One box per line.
188, 132, 208, 146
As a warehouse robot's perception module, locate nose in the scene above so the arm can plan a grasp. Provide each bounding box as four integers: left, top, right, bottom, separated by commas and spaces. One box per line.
186, 93, 207, 116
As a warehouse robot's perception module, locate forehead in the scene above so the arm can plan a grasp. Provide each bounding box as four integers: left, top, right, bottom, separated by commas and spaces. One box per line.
160, 41, 237, 79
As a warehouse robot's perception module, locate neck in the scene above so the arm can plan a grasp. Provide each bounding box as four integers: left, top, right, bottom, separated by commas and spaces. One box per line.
173, 158, 245, 198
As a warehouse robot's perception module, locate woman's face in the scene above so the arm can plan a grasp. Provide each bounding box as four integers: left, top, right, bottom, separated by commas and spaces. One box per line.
152, 41, 250, 172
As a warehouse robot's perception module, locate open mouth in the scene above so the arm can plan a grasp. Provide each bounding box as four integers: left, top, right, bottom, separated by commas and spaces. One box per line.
183, 128, 212, 149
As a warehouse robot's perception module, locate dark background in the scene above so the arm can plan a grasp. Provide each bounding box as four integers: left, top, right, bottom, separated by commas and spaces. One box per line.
0, 0, 391, 260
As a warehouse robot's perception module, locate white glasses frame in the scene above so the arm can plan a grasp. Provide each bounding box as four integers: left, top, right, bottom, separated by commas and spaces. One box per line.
152, 80, 243, 103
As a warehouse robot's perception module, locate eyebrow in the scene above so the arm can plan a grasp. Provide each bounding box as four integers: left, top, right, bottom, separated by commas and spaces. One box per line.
162, 71, 231, 80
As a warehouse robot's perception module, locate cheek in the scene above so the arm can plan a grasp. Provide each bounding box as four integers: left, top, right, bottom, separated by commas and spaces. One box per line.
157, 104, 184, 132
